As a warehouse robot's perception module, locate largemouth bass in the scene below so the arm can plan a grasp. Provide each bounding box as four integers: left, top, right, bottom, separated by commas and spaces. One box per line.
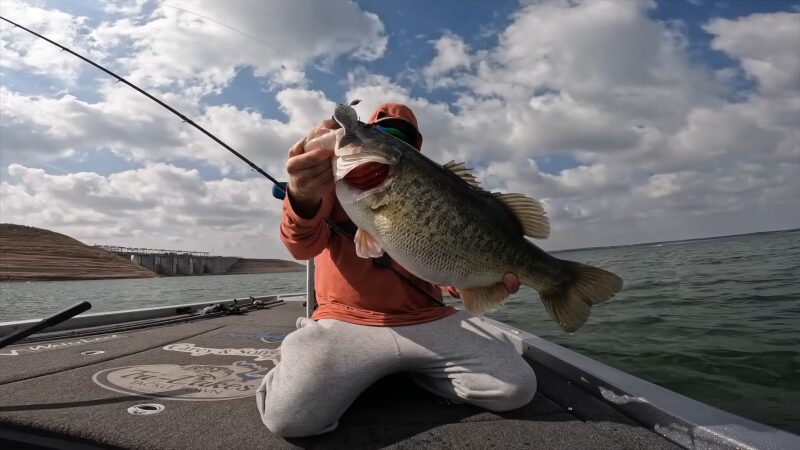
332, 102, 622, 332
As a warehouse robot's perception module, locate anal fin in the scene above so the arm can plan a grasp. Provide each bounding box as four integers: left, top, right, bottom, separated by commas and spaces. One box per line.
460, 284, 509, 315
354, 229, 384, 258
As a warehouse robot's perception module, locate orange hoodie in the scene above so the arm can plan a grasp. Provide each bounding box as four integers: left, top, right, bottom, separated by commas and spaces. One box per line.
279, 104, 458, 326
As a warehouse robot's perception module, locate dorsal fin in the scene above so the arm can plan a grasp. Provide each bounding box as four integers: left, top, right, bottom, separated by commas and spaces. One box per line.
443, 160, 549, 239
443, 160, 481, 188
493, 192, 550, 239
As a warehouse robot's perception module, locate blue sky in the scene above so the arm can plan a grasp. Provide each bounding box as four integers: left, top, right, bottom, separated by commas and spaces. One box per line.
1, 0, 794, 176
1, 0, 798, 257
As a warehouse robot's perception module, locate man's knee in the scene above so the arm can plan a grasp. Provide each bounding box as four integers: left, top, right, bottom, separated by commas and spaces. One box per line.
260, 406, 337, 438
257, 379, 337, 438
493, 369, 537, 411
482, 362, 538, 412
260, 409, 298, 437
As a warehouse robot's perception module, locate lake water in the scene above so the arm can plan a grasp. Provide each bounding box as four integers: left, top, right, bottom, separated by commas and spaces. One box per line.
1, 230, 798, 434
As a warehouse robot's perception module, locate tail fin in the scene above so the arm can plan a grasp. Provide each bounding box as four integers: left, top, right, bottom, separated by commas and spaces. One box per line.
539, 261, 623, 333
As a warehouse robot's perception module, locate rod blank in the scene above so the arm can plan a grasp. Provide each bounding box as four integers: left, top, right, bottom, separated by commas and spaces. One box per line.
0, 301, 92, 349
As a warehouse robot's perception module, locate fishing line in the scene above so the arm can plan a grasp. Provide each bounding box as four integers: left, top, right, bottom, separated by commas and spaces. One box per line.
0, 15, 447, 308
161, 3, 345, 81
0, 15, 284, 189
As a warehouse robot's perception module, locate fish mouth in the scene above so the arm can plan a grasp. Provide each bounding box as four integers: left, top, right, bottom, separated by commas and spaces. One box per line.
342, 161, 391, 191
334, 152, 393, 183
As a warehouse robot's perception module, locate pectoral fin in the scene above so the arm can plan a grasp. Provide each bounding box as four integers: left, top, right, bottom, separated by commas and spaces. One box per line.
460, 284, 509, 315
354, 229, 384, 258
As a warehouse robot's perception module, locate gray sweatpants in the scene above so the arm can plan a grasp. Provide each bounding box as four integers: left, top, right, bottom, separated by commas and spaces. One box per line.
256, 311, 537, 437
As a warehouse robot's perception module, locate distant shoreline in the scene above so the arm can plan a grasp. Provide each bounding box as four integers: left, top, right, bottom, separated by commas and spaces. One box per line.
0, 223, 305, 282
4, 224, 795, 282
0, 258, 305, 283
0, 269, 305, 283
551, 227, 799, 254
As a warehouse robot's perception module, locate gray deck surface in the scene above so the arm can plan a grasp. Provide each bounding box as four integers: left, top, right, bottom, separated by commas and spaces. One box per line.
0, 301, 681, 449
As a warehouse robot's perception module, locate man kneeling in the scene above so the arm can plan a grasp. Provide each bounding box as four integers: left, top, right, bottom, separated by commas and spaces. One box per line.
256, 103, 536, 437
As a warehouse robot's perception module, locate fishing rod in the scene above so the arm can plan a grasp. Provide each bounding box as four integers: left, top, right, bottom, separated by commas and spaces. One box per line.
1, 16, 448, 307
0, 302, 91, 349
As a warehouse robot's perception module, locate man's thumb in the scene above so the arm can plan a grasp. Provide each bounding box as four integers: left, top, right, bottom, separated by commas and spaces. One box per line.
306, 130, 338, 153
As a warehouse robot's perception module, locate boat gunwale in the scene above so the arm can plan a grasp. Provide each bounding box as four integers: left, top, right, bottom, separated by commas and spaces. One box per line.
0, 293, 306, 337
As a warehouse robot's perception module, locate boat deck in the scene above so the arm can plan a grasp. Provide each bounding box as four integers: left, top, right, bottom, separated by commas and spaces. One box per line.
0, 300, 696, 449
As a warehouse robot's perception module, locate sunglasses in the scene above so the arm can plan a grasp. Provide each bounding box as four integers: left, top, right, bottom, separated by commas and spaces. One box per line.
375, 125, 412, 145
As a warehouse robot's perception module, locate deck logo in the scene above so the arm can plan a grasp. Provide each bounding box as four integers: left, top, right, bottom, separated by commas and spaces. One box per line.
0, 334, 125, 356
92, 361, 271, 401
162, 343, 281, 362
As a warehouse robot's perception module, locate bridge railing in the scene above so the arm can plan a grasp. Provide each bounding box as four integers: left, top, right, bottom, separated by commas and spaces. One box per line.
93, 245, 210, 257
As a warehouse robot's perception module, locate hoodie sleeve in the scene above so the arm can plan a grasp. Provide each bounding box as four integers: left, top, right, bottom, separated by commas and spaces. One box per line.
279, 190, 335, 260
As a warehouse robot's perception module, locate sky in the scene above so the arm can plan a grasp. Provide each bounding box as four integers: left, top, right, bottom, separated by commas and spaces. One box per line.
0, 0, 798, 259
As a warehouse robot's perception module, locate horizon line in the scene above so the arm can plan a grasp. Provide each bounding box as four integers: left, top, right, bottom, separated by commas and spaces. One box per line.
550, 227, 800, 254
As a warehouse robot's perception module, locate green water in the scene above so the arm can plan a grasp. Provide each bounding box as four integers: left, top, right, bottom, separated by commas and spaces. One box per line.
1, 230, 798, 433
489, 229, 800, 434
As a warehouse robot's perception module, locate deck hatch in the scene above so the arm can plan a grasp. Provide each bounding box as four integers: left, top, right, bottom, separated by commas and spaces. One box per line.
127, 403, 165, 415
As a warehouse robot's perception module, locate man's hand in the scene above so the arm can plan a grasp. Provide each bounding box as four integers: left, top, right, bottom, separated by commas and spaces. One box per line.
500, 273, 521, 296
443, 273, 520, 300
286, 119, 338, 219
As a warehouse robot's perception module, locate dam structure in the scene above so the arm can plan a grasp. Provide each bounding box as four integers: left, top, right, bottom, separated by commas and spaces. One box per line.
94, 246, 238, 276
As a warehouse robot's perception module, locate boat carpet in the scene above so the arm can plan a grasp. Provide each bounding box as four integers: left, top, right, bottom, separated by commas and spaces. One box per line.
0, 300, 680, 449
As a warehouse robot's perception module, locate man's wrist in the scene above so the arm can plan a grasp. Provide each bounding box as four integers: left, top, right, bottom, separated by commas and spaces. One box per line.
287, 189, 322, 220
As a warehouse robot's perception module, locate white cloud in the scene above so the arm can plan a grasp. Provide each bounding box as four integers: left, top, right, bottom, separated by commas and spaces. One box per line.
0, 85, 180, 162
422, 33, 472, 87
99, 0, 148, 15
276, 88, 337, 132
0, 0, 98, 82
0, 163, 289, 257
0, 84, 334, 174
346, 71, 412, 107
705, 12, 800, 94
89, 0, 387, 94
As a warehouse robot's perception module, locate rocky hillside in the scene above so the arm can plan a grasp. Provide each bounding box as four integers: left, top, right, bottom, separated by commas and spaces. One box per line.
0, 224, 156, 281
